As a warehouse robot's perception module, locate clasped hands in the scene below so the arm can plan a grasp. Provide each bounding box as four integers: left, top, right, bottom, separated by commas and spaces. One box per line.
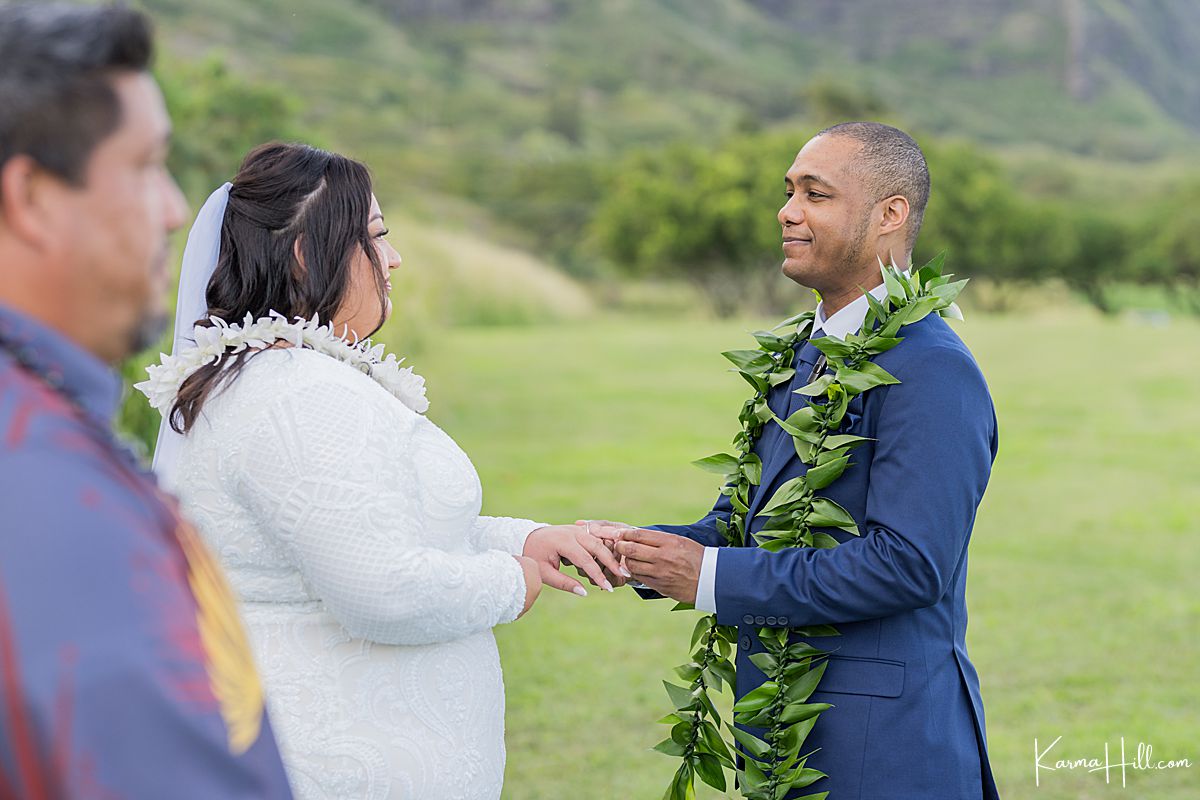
588, 522, 705, 604
515, 521, 702, 617
579, 520, 704, 605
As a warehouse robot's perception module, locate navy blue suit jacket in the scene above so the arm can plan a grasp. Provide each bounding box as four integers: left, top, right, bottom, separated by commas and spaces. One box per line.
647, 313, 1000, 799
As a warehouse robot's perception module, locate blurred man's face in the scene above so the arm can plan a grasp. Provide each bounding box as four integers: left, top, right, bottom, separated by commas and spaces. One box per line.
53, 71, 187, 362
776, 135, 877, 295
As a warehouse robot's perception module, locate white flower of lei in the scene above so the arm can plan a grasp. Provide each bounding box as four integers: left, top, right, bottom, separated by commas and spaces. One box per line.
135, 311, 429, 415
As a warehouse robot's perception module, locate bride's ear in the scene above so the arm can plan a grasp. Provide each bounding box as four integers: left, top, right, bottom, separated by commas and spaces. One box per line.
292, 235, 308, 278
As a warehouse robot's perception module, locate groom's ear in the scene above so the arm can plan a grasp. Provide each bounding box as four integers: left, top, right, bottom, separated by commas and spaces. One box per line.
877, 194, 910, 238
0, 155, 61, 250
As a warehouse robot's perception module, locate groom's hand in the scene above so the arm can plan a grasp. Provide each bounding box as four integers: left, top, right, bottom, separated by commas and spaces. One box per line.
612, 529, 703, 605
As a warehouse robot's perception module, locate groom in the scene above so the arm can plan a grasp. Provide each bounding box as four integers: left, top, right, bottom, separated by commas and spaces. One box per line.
606, 123, 1000, 799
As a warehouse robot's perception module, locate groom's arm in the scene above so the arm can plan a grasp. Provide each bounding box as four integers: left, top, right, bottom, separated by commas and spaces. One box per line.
709, 344, 997, 627
643, 489, 734, 548
628, 491, 734, 602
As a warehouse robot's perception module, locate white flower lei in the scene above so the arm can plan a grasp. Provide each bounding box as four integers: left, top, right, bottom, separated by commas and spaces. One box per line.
135, 311, 429, 415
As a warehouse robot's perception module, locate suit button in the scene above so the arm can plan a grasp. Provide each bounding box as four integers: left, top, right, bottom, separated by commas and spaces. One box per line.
766, 616, 778, 626
754, 615, 766, 625
742, 614, 754, 625
739, 636, 752, 651
778, 616, 789, 626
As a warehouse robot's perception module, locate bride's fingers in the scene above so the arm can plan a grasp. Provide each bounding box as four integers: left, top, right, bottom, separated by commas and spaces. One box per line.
561, 543, 614, 592
570, 565, 599, 586
538, 562, 588, 597
575, 519, 629, 540
578, 532, 628, 581
573, 564, 623, 588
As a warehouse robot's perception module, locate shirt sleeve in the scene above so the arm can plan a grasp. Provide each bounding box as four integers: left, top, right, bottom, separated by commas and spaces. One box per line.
231, 375, 528, 646
694, 547, 720, 613
0, 448, 294, 799
57, 635, 295, 799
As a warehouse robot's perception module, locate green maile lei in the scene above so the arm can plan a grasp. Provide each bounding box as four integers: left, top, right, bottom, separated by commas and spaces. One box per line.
654, 255, 966, 800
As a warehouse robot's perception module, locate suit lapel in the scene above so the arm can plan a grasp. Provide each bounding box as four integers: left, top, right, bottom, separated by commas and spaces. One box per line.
746, 338, 823, 523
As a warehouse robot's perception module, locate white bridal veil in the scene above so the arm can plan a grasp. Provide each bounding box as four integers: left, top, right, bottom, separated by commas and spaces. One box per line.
150, 182, 232, 481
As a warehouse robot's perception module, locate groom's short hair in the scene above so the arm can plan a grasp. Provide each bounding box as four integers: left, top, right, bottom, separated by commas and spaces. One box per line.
0, 2, 153, 187
817, 121, 930, 251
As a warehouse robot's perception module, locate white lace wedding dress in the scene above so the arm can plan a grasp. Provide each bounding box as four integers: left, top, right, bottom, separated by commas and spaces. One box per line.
162, 347, 542, 799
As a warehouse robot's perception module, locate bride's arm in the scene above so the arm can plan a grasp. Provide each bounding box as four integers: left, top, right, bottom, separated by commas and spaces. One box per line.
229, 372, 533, 646
468, 515, 544, 556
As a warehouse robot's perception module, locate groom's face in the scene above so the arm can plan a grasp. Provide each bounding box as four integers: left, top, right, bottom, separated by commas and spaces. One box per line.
778, 135, 877, 294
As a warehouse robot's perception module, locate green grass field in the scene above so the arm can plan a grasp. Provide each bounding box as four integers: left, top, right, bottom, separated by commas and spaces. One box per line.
403, 310, 1200, 800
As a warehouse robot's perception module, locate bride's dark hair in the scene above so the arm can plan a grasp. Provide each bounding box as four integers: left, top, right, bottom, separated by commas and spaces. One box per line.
169, 141, 387, 434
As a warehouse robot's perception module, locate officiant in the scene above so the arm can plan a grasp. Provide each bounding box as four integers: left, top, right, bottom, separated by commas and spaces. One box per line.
0, 4, 292, 796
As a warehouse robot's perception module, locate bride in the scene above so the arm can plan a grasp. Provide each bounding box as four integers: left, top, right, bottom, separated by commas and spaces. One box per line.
138, 142, 624, 799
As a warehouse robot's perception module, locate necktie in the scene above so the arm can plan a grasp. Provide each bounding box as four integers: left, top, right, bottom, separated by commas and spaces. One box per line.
786, 331, 826, 418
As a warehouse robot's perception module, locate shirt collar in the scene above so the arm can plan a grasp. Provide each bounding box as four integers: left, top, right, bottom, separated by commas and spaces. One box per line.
812, 282, 890, 340
0, 302, 124, 426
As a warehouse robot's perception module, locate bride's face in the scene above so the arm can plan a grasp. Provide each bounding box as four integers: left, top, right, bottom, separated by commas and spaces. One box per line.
335, 194, 401, 341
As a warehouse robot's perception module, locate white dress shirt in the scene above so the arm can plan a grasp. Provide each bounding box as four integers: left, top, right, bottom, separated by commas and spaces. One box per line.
694, 282, 890, 613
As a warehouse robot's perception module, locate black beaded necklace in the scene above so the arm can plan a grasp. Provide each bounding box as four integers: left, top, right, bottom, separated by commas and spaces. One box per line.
0, 323, 151, 484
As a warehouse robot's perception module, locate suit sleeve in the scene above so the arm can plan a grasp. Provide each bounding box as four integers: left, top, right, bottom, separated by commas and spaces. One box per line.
644, 489, 734, 547
632, 491, 734, 600
712, 345, 997, 627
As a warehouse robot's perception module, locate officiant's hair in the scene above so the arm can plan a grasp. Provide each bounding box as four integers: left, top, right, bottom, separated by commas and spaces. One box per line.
0, 3, 153, 185
816, 122, 930, 251
169, 141, 388, 434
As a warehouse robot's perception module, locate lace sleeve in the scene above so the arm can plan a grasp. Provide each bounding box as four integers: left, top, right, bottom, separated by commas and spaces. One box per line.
228, 367, 527, 646
468, 516, 545, 556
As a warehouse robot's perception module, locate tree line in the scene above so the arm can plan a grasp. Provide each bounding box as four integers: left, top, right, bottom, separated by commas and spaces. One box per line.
476, 129, 1200, 317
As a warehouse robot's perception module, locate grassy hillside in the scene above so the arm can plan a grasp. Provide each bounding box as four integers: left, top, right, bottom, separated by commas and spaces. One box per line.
127, 0, 1200, 307
138, 0, 1199, 195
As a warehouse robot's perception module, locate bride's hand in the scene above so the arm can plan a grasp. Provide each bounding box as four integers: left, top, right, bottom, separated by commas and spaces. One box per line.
575, 520, 636, 585
513, 555, 542, 618
522, 524, 626, 595
576, 519, 630, 545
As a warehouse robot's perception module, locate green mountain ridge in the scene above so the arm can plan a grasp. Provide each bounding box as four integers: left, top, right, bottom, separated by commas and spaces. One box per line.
356, 0, 1200, 150
143, 0, 1200, 168
135, 0, 1199, 293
